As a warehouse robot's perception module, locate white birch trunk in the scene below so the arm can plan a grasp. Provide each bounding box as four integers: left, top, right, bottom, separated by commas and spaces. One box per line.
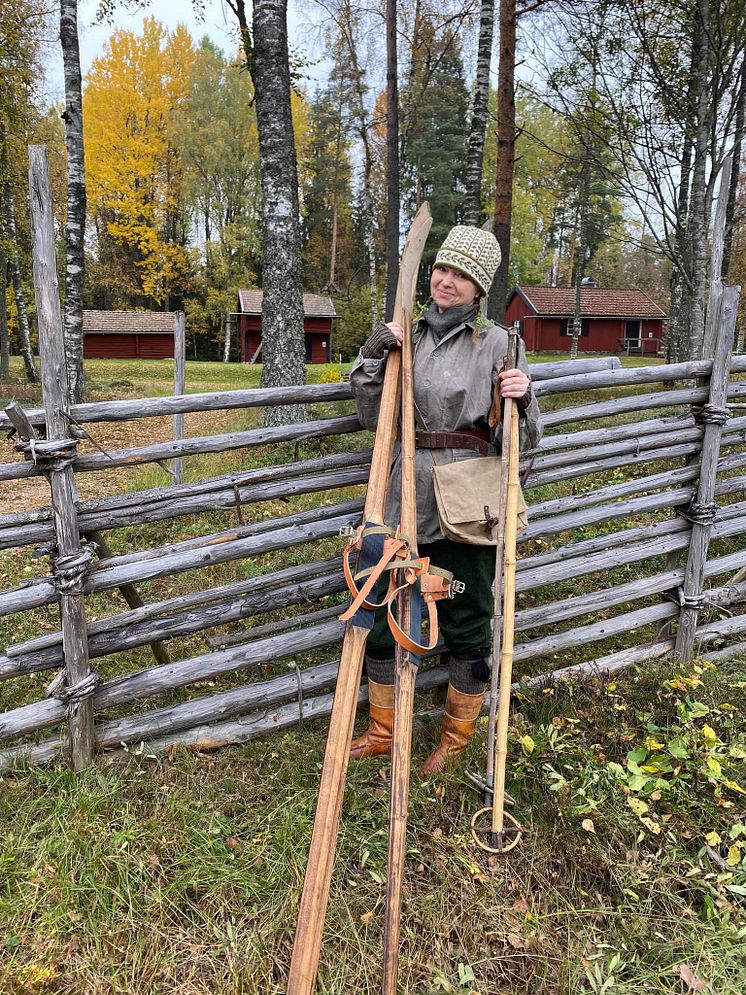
688, 0, 712, 359
462, 0, 495, 226
252, 0, 307, 426
0, 243, 8, 379
60, 0, 86, 403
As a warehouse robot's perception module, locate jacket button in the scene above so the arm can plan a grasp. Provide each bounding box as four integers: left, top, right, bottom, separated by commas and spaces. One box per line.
423, 379, 431, 388
432, 349, 440, 358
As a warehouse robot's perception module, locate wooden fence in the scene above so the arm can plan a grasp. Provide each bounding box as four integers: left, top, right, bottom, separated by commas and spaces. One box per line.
0, 148, 744, 771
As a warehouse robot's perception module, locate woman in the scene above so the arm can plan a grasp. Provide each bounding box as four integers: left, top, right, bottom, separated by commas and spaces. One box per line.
348, 224, 541, 774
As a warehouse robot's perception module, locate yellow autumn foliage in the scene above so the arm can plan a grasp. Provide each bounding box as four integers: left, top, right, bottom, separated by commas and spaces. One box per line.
83, 18, 196, 304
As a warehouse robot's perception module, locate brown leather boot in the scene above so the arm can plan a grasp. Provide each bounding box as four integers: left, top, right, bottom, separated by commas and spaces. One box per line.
349, 680, 395, 759
420, 684, 484, 775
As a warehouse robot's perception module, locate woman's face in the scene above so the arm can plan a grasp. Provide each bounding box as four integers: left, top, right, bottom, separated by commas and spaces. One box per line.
430, 264, 480, 312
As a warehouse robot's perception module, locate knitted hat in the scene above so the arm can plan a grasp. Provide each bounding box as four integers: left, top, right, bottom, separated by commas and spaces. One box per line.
434, 225, 501, 296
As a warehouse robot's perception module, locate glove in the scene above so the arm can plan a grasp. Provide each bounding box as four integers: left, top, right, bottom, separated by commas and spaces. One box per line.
360, 324, 401, 359
516, 383, 534, 412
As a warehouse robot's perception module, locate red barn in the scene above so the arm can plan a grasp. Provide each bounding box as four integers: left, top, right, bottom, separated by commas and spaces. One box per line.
505, 286, 667, 355
238, 290, 336, 364
83, 310, 175, 359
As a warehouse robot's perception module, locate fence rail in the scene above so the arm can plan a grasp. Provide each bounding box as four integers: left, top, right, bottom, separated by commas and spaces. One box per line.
0, 150, 744, 771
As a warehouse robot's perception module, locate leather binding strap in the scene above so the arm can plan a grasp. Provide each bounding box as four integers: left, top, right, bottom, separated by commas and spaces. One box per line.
415, 428, 495, 457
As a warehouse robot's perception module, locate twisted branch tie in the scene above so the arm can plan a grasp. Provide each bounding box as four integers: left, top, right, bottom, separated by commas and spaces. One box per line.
15, 435, 79, 471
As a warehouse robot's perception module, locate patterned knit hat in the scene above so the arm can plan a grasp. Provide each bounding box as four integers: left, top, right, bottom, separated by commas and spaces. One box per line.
434, 225, 502, 296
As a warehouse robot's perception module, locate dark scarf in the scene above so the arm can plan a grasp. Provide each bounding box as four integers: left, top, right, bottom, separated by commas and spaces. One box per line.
419, 300, 477, 341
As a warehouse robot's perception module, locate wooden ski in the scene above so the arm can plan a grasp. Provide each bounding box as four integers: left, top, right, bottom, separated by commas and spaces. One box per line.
287, 203, 432, 995
382, 241, 420, 995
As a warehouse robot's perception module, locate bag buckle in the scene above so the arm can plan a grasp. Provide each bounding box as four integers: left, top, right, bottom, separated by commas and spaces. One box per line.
339, 525, 357, 539
450, 579, 466, 596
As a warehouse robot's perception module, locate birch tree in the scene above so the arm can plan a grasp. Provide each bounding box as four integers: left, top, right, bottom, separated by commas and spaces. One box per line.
487, 0, 554, 321
221, 0, 306, 423
488, 0, 517, 321
541, 0, 746, 360
96, 0, 306, 418
720, 51, 746, 280
384, 0, 400, 320
60, 0, 86, 402
462, 0, 495, 225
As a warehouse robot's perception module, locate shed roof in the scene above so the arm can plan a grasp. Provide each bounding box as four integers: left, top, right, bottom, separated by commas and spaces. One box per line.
238, 289, 337, 318
83, 310, 175, 335
511, 287, 667, 319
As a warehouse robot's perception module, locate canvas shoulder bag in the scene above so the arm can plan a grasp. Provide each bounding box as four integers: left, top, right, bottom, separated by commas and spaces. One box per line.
431, 454, 528, 546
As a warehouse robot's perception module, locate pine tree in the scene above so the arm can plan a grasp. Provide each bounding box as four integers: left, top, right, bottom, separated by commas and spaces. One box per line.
301, 86, 355, 293
401, 25, 469, 293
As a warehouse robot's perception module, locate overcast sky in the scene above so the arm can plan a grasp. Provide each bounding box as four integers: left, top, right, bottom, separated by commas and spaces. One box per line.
44, 0, 331, 104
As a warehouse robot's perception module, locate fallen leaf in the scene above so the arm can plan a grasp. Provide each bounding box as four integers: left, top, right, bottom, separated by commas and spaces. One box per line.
678, 963, 708, 992
506, 932, 527, 950
520, 734, 535, 756
360, 911, 374, 923
582, 819, 596, 834
627, 797, 649, 816
63, 935, 80, 957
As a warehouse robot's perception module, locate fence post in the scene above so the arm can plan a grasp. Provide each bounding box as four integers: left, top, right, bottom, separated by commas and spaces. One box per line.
173, 311, 186, 485
28, 145, 95, 770
674, 284, 739, 661
700, 153, 731, 360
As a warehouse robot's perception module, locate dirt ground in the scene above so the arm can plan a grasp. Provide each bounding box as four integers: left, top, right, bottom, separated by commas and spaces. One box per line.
0, 408, 236, 516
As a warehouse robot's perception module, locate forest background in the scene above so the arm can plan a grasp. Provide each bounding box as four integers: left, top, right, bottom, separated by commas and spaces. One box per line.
1, 0, 745, 375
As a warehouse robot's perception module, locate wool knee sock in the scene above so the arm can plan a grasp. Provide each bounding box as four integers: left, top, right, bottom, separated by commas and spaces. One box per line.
365, 654, 395, 686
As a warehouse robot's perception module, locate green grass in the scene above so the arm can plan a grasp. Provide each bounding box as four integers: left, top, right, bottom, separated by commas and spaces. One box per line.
0, 355, 349, 410
0, 655, 744, 993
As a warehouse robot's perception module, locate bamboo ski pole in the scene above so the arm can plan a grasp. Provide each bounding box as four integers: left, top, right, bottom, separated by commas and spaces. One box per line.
382, 245, 420, 995
472, 326, 523, 853
483, 330, 518, 811
287, 203, 432, 995
490, 398, 521, 850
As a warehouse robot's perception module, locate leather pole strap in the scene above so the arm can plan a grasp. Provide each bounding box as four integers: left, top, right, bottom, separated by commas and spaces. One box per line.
386, 569, 454, 654
339, 535, 408, 620
340, 531, 455, 654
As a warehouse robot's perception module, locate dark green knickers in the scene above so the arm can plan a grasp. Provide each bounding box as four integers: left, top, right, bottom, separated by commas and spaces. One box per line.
365, 537, 494, 662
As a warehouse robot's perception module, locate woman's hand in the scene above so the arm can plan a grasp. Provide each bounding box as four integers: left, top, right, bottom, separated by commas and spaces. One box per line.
384, 322, 403, 347
360, 322, 403, 359
498, 367, 531, 399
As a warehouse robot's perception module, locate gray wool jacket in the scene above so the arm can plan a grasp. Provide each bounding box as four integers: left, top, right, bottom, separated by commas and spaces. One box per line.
350, 316, 542, 544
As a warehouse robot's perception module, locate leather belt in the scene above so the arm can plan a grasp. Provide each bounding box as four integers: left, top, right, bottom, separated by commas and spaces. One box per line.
415, 429, 496, 456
